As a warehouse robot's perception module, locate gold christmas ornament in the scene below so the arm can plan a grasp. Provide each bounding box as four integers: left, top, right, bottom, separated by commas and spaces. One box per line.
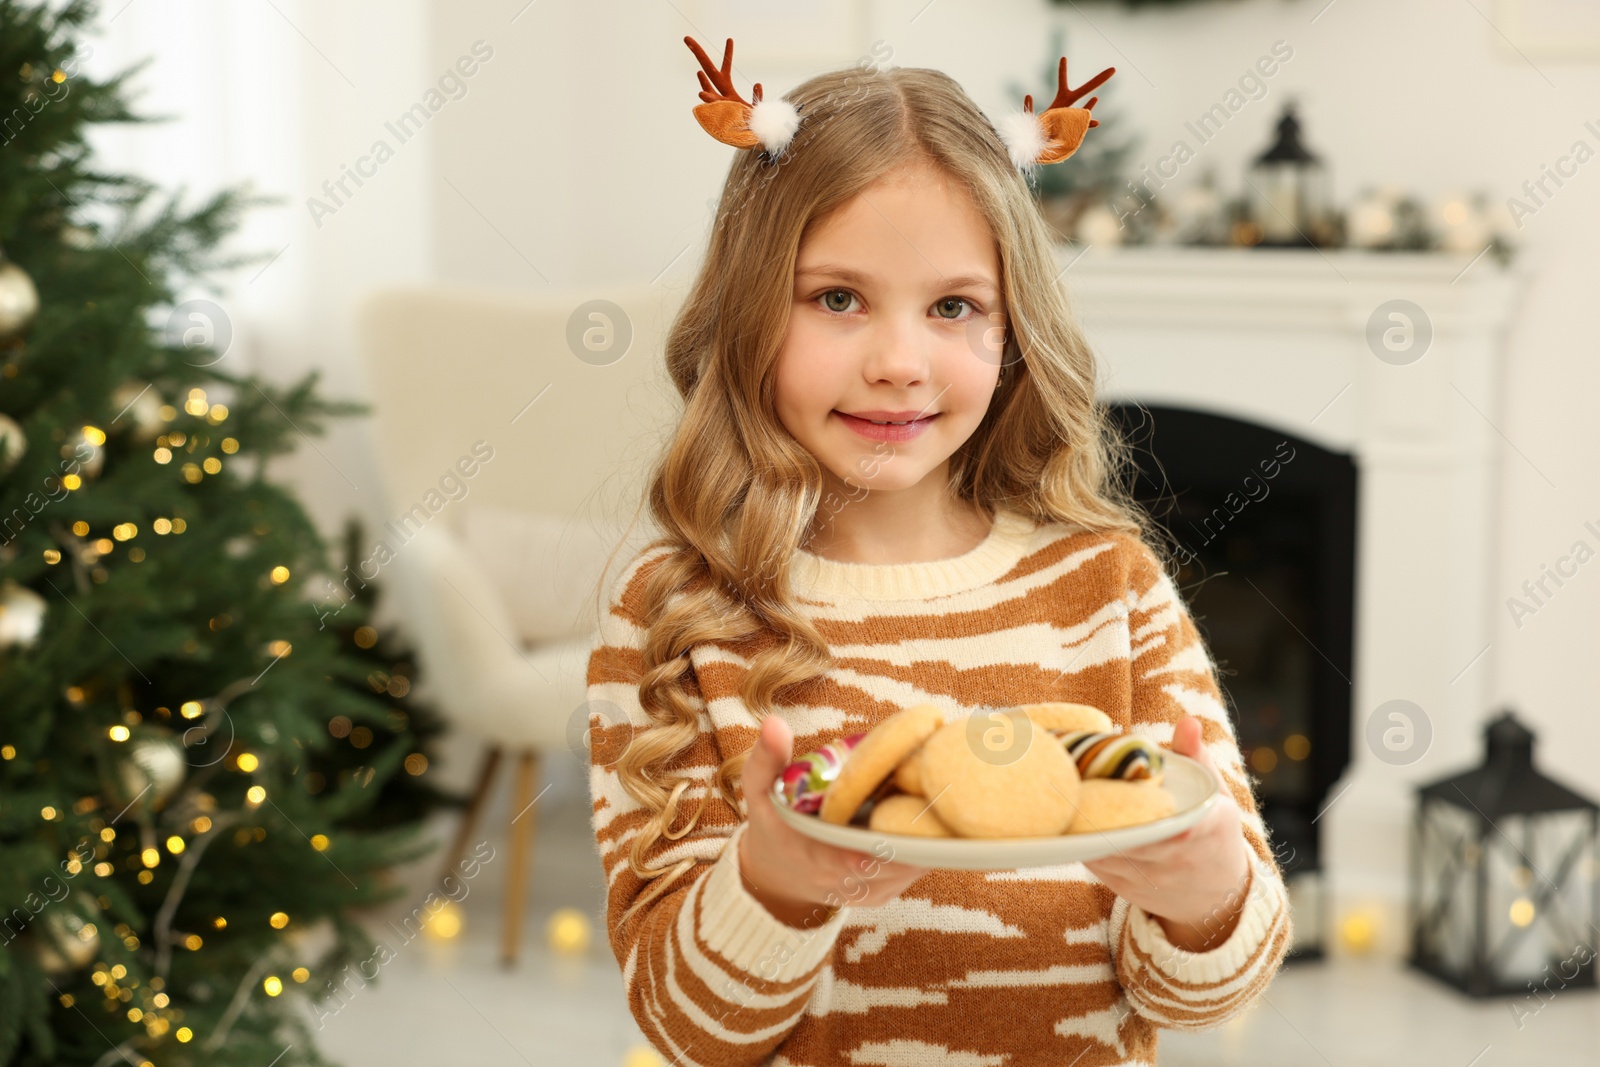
0, 248, 39, 342
36, 904, 100, 974
119, 733, 187, 806
109, 381, 167, 440
60, 426, 104, 479
0, 413, 24, 474
0, 580, 47, 649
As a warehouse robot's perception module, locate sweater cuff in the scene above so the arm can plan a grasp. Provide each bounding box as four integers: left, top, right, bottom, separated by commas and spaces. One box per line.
696, 822, 850, 984
1123, 845, 1287, 986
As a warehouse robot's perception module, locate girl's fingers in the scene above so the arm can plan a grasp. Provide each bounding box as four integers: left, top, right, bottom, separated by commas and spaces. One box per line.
743, 714, 794, 818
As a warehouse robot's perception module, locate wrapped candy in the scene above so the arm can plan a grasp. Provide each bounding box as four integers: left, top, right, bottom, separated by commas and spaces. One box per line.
779, 732, 865, 814
1057, 730, 1164, 783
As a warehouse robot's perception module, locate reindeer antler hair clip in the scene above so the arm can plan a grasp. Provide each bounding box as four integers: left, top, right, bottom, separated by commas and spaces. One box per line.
684, 36, 802, 158
681, 36, 1114, 174
996, 57, 1116, 171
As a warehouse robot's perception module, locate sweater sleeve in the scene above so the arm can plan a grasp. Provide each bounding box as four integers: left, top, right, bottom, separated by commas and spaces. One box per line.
586, 548, 851, 1067
1106, 537, 1294, 1031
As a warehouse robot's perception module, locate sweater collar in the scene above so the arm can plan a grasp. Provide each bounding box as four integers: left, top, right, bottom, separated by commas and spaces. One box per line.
789, 507, 1038, 602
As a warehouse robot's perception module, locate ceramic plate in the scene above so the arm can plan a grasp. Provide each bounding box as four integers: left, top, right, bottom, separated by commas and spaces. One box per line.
770, 752, 1220, 870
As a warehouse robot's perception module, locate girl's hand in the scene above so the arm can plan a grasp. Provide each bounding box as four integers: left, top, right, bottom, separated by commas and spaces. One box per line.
1082, 715, 1253, 953
738, 714, 929, 927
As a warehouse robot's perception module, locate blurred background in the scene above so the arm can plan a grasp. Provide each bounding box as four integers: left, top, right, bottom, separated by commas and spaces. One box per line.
3, 0, 1600, 1064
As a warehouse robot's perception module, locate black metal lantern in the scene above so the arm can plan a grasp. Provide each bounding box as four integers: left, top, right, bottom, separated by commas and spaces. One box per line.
1409, 709, 1600, 998
1246, 102, 1332, 247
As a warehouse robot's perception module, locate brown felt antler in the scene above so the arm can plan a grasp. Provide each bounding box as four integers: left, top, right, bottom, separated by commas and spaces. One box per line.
1018, 56, 1116, 165
684, 36, 764, 148
1024, 57, 1115, 115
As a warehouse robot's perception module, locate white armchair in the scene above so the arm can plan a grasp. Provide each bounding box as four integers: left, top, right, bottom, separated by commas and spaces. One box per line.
356, 283, 679, 964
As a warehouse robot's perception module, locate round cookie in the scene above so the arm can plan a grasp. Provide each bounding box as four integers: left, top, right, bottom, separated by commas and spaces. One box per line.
867, 793, 952, 837
892, 752, 924, 795
818, 704, 946, 826
1009, 702, 1115, 735
1063, 778, 1177, 835
918, 713, 1081, 837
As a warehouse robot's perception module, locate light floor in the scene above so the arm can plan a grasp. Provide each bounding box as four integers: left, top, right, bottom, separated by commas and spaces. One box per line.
304, 756, 1599, 1066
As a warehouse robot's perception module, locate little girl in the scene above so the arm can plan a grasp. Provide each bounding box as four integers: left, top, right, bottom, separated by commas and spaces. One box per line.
586, 36, 1292, 1067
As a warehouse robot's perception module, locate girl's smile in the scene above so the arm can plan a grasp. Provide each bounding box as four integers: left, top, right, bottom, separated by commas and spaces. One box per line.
831, 409, 942, 442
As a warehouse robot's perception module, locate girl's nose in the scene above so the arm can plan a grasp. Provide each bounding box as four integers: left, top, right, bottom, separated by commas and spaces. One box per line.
861, 314, 933, 386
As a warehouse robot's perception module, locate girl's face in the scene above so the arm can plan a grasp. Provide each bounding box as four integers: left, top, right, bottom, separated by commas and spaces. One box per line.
774, 159, 1005, 497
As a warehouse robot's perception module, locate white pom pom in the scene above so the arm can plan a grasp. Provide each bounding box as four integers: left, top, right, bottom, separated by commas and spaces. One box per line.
747, 97, 801, 156
996, 111, 1047, 172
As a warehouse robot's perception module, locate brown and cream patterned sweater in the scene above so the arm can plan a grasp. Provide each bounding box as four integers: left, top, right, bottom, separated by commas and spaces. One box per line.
586, 506, 1293, 1066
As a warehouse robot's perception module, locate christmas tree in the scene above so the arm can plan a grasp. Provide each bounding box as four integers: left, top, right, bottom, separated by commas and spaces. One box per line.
307, 516, 461, 835
0, 1, 449, 1063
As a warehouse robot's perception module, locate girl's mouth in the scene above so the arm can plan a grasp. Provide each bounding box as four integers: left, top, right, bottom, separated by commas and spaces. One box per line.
833, 411, 940, 442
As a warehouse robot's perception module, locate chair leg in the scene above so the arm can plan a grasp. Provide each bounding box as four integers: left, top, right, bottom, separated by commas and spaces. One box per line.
437, 744, 502, 890
501, 748, 540, 967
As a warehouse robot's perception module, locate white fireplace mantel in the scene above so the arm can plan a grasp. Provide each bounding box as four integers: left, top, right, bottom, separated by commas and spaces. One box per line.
1064, 245, 1526, 958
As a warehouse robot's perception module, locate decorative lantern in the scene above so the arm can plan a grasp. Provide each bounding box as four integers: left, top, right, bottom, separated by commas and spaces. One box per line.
1246, 102, 1333, 247
1409, 709, 1600, 997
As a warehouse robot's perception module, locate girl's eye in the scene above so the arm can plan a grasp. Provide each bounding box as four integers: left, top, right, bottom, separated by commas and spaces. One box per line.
817, 290, 980, 320
820, 289, 857, 314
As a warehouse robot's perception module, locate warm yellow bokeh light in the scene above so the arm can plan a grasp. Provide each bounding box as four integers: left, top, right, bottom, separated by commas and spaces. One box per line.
236, 752, 259, 772
622, 1045, 666, 1067
422, 902, 463, 941
262, 976, 282, 996
1249, 747, 1277, 774
165, 836, 185, 855
547, 908, 592, 955
269, 911, 289, 930
108, 725, 130, 742
1339, 911, 1376, 954
246, 785, 266, 804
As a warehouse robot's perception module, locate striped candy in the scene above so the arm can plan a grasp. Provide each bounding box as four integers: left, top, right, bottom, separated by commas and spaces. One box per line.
1057, 730, 1164, 782
779, 732, 866, 814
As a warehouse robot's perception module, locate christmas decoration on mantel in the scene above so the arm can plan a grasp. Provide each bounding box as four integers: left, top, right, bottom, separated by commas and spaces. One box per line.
1016, 56, 1519, 264
0, 1, 451, 1063
1408, 710, 1598, 999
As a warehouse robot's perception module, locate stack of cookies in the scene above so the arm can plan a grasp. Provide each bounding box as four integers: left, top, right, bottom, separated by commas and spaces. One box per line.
782, 703, 1177, 839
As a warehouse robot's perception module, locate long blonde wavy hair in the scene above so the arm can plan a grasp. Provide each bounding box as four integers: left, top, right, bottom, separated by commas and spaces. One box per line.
600, 59, 1161, 925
